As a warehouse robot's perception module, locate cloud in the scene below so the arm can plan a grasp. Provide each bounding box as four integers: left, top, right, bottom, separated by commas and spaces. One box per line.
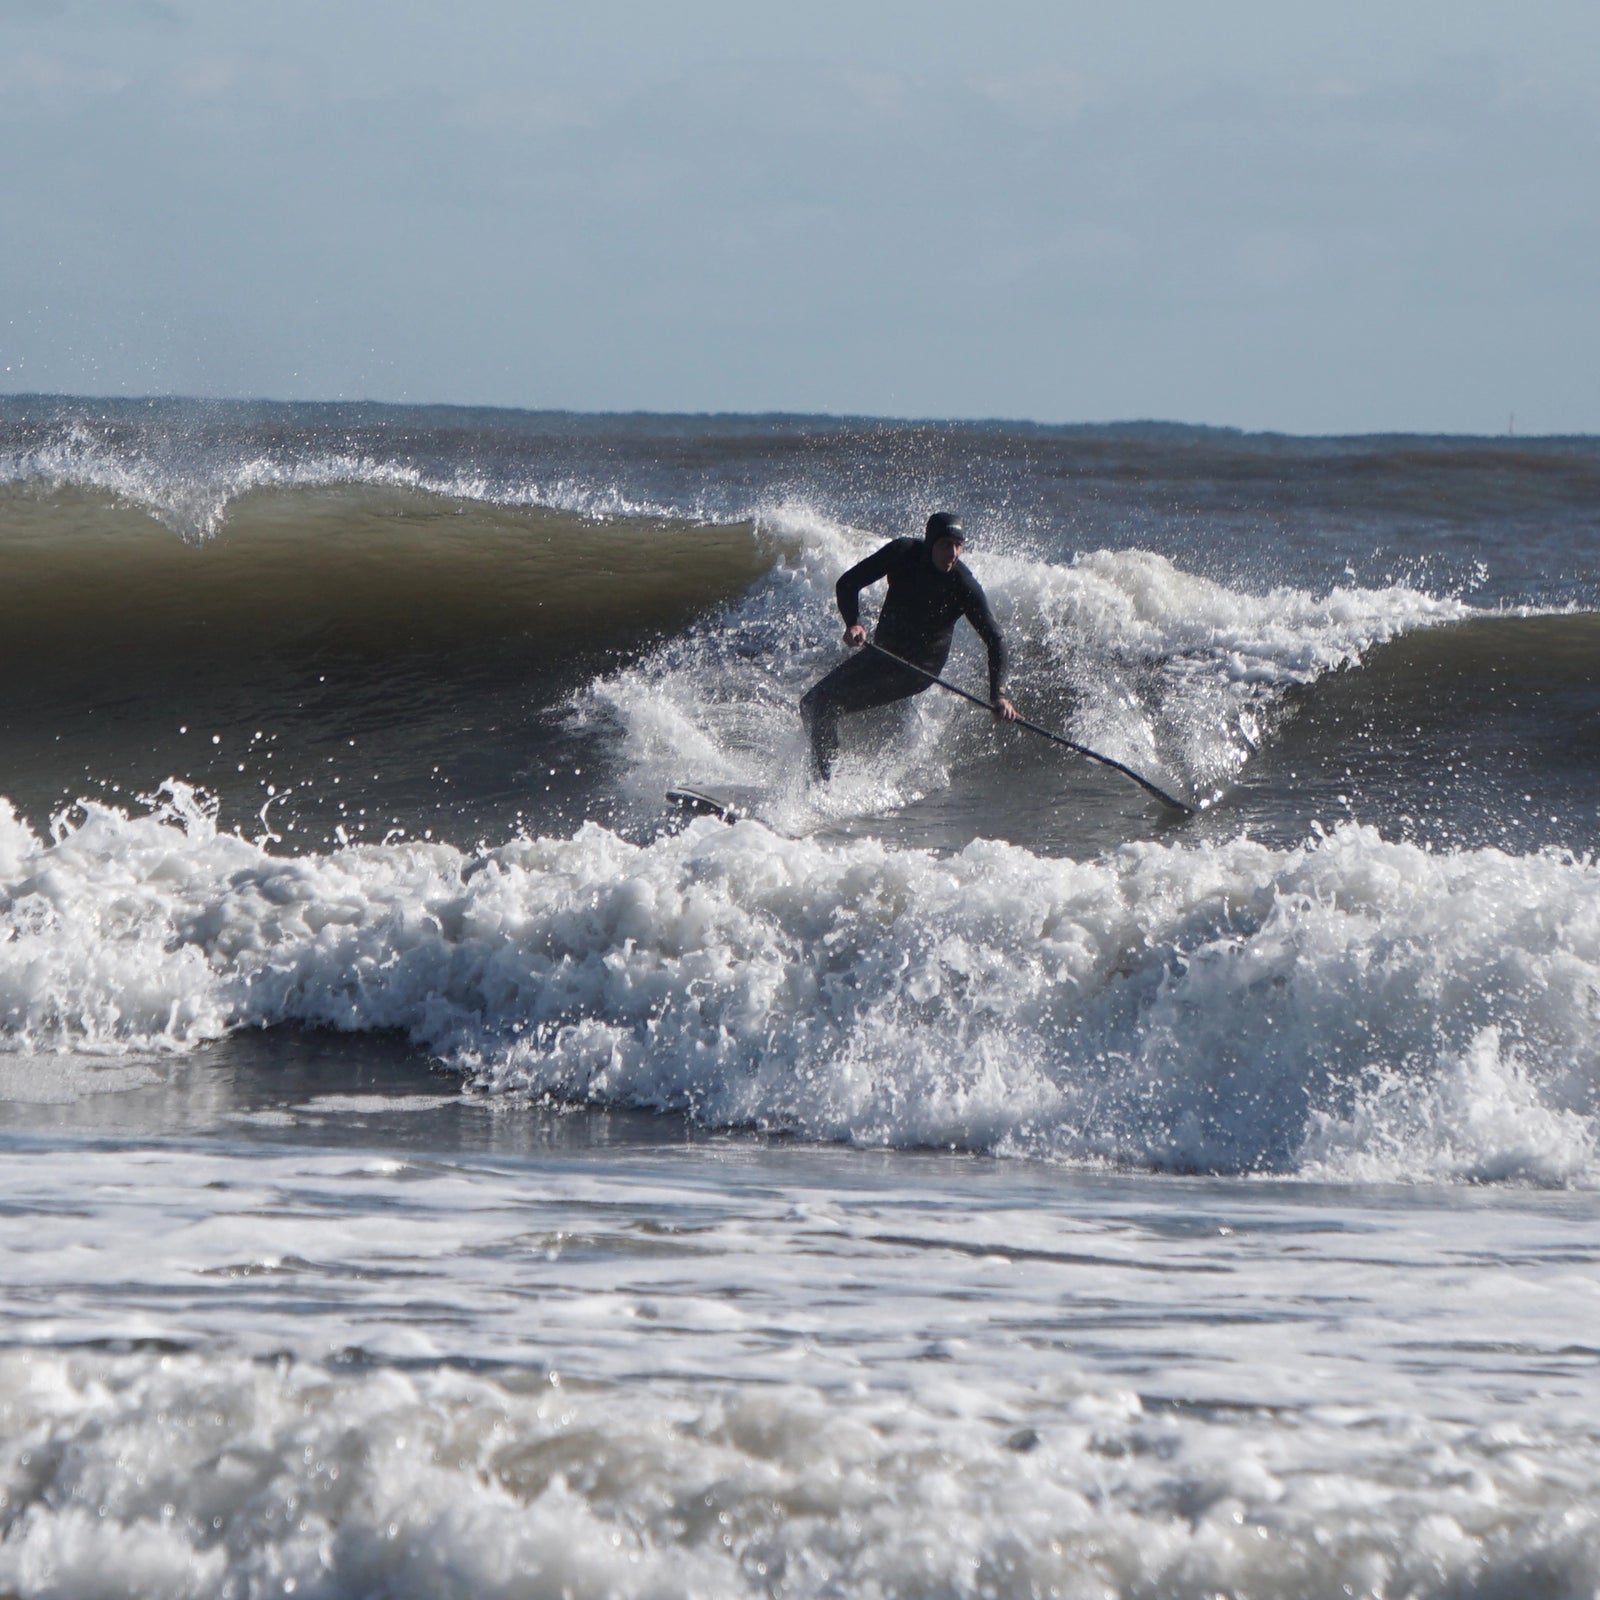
450, 84, 611, 136
170, 54, 240, 100
972, 64, 1103, 128
0, 49, 129, 100
0, 0, 180, 25
831, 64, 913, 120
1229, 228, 1320, 291
971, 223, 1141, 290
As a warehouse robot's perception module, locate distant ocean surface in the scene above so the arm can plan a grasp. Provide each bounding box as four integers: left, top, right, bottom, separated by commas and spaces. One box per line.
1, 396, 1598, 1597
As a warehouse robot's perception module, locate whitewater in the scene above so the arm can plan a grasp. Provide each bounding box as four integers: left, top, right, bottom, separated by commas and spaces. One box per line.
1, 398, 1598, 1598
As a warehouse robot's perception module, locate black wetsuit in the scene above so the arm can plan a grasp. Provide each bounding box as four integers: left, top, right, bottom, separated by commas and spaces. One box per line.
800, 537, 1008, 778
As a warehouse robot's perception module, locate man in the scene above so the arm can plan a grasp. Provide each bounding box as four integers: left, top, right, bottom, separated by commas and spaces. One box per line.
800, 511, 1017, 780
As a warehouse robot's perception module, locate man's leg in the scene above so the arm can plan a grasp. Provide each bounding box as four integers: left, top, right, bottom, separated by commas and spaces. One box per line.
800, 651, 926, 779
799, 678, 843, 780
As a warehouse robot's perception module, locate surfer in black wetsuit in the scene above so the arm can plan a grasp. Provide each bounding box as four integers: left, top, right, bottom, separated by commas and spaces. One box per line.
800, 512, 1017, 779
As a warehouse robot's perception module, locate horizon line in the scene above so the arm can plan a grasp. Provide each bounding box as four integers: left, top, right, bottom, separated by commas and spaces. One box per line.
0, 389, 1589, 444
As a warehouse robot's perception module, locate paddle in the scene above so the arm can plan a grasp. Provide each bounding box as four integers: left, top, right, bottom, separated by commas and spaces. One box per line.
865, 642, 1197, 816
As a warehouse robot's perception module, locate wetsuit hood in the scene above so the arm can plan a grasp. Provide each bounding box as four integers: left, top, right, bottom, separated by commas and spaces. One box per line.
924, 511, 965, 547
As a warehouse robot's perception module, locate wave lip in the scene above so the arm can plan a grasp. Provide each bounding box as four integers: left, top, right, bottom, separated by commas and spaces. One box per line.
0, 415, 687, 541
3, 786, 1598, 1187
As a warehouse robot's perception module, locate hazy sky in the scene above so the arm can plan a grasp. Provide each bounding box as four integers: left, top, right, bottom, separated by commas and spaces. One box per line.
3, 0, 1598, 431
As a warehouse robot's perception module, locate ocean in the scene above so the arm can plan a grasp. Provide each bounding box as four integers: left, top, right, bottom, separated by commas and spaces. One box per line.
1, 395, 1598, 1597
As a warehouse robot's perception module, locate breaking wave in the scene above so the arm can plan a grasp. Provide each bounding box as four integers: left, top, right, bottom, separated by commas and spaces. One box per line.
3, 786, 1597, 1186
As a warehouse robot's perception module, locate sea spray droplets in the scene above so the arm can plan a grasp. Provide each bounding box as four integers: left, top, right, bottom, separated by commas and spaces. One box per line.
2, 792, 1599, 1184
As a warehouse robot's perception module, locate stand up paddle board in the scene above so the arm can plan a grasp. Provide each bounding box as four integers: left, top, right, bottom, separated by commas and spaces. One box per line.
665, 787, 741, 824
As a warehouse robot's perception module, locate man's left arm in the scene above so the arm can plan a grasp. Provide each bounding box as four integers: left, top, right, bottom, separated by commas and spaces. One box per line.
960, 575, 1018, 720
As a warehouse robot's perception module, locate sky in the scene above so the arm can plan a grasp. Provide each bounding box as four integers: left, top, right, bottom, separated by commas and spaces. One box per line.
2, 0, 1598, 432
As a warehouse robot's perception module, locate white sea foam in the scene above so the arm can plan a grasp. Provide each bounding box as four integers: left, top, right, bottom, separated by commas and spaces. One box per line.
3, 785, 1597, 1186
1, 1343, 1597, 1600
2, 1111, 1597, 1596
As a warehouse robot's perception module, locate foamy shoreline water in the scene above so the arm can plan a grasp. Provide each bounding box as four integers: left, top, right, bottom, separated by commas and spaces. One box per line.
2, 1099, 1598, 1599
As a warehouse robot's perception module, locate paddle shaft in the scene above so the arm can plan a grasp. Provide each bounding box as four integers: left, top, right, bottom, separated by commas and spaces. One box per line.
864, 642, 1195, 815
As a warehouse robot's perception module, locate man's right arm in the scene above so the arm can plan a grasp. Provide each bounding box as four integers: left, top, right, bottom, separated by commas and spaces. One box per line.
835, 542, 898, 628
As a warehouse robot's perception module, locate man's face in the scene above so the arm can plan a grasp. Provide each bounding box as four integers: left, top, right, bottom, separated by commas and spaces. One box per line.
931, 536, 963, 573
